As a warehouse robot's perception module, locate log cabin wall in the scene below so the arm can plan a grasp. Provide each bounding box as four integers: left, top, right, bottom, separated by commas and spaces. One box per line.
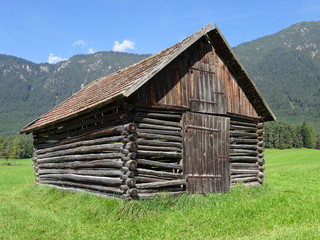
133, 106, 186, 199
32, 103, 140, 199
31, 101, 187, 199
229, 116, 265, 187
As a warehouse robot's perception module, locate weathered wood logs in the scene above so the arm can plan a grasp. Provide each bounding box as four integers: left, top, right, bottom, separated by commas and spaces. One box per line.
136, 159, 182, 170
135, 117, 181, 127
33, 102, 268, 199
33, 151, 39, 183
33, 105, 188, 199
120, 123, 138, 199
136, 179, 186, 189
33, 108, 139, 198
38, 173, 123, 186
39, 179, 123, 194
136, 139, 182, 148
37, 153, 123, 164
35, 136, 123, 155
38, 159, 123, 169
230, 119, 265, 187
256, 122, 265, 185
37, 143, 122, 159
134, 109, 185, 194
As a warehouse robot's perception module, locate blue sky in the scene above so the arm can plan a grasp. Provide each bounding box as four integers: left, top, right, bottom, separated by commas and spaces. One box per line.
1, 0, 320, 64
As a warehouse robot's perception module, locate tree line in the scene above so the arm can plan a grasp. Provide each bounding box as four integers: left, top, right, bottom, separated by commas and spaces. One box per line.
0, 136, 33, 160
264, 121, 320, 149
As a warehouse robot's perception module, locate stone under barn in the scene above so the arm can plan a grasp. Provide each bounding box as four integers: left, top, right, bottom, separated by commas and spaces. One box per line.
20, 23, 275, 199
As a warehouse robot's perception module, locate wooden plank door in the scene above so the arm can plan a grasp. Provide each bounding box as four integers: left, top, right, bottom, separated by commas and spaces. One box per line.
183, 112, 230, 193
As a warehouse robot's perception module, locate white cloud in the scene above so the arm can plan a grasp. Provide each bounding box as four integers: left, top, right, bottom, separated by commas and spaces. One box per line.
47, 53, 67, 64
88, 48, 96, 54
112, 39, 135, 52
72, 39, 86, 47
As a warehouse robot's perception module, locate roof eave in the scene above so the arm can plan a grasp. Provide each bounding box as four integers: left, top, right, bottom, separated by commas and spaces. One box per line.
19, 94, 126, 134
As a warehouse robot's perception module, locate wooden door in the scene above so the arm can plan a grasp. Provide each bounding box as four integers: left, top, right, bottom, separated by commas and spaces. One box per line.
183, 112, 230, 193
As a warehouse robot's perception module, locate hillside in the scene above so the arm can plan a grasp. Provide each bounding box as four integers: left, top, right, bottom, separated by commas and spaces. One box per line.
0, 52, 149, 136
234, 21, 320, 129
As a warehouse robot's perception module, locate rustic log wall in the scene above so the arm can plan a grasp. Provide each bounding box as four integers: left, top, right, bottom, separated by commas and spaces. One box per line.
32, 105, 266, 198
229, 117, 265, 187
32, 103, 141, 199
133, 106, 186, 199
31, 103, 188, 199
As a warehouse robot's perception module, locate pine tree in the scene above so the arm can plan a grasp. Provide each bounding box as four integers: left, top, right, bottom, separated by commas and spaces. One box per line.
292, 125, 303, 148
264, 121, 318, 149
10, 138, 22, 164
0, 138, 4, 159
300, 121, 317, 148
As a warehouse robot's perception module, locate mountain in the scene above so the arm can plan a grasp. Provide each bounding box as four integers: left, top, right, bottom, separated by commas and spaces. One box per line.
234, 21, 320, 130
0, 52, 149, 136
1, 21, 320, 136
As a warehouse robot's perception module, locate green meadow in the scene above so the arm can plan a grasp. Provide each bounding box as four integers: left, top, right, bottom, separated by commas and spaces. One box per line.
0, 148, 319, 240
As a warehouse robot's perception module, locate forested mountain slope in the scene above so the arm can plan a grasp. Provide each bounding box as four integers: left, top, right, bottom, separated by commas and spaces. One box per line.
0, 52, 149, 136
234, 21, 320, 130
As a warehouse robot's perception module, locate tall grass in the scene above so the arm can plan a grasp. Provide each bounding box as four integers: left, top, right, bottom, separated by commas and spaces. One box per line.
0, 149, 319, 239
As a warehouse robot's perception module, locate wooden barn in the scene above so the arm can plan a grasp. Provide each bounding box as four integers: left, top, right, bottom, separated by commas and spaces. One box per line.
20, 23, 275, 199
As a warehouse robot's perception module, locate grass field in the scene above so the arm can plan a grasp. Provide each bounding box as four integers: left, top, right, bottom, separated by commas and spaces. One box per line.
0, 149, 319, 240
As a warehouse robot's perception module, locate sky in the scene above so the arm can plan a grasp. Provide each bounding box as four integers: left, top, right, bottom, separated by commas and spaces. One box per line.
1, 0, 320, 64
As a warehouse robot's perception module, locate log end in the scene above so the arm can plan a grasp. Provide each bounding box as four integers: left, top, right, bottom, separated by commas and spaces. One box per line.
125, 178, 136, 188
127, 188, 138, 199
258, 171, 265, 178
125, 160, 138, 171
126, 123, 137, 133
256, 123, 264, 129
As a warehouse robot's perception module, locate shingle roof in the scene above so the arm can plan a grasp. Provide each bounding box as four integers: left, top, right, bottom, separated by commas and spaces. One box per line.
20, 23, 275, 134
